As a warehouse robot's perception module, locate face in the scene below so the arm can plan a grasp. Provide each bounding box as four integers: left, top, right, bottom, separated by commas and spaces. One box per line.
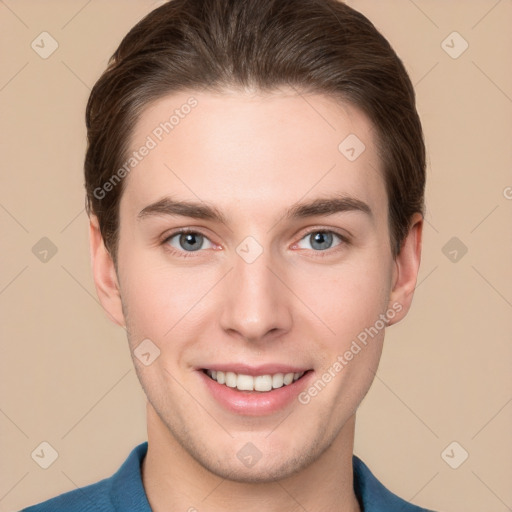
92, 88, 420, 483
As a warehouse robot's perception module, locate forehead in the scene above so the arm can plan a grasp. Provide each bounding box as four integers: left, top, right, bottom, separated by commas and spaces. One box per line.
121, 88, 385, 222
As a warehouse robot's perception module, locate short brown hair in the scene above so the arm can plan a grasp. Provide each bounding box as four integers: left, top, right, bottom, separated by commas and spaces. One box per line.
84, 0, 425, 265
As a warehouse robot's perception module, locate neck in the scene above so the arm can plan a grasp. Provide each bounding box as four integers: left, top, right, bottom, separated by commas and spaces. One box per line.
142, 403, 361, 512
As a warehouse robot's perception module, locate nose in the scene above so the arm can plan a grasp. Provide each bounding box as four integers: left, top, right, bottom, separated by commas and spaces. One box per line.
219, 245, 293, 343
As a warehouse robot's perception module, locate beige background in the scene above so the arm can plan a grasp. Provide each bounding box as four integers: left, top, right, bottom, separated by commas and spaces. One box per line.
1, 1, 511, 511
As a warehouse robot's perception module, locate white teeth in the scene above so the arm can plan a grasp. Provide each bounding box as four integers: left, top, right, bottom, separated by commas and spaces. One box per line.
254, 375, 272, 392
205, 369, 306, 392
237, 374, 254, 391
283, 373, 294, 385
272, 373, 284, 388
225, 371, 237, 388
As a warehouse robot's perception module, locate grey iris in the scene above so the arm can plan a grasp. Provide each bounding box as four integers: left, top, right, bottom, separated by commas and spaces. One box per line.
180, 233, 203, 251
310, 232, 333, 250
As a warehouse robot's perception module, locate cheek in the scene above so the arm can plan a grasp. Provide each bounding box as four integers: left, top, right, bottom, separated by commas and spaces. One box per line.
118, 244, 225, 354
322, 254, 391, 403
295, 252, 393, 345
117, 247, 187, 336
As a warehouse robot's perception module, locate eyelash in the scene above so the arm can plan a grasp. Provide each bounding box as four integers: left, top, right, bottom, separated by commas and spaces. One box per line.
161, 228, 350, 259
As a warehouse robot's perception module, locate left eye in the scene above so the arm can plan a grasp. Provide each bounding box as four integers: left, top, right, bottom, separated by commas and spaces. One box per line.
165, 231, 215, 252
296, 230, 343, 251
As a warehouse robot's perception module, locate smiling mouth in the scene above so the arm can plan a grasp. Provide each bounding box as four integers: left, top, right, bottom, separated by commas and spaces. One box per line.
202, 369, 310, 392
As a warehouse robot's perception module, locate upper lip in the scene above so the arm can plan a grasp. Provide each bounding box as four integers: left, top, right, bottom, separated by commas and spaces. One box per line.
199, 364, 312, 376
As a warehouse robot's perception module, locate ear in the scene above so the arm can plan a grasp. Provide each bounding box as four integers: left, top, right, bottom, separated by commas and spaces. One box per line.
89, 215, 126, 328
387, 213, 423, 325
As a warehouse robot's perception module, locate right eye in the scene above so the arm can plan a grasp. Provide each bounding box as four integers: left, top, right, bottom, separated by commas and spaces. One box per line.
163, 229, 215, 255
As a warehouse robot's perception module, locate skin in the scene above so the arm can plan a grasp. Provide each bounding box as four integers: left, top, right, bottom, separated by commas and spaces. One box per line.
89, 88, 422, 512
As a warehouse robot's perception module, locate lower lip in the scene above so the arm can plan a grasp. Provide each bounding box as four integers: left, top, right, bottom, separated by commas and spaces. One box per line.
199, 370, 314, 416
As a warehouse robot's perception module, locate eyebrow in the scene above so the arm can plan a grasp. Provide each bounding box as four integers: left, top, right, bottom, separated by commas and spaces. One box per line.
137, 194, 372, 224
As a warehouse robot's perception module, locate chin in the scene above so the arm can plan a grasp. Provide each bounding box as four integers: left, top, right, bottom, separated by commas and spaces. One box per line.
200, 449, 316, 484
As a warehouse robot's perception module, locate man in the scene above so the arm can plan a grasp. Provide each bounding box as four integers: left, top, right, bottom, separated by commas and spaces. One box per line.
23, 0, 436, 510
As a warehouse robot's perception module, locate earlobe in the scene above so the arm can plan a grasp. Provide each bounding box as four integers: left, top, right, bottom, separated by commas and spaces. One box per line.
89, 215, 126, 328
387, 213, 423, 326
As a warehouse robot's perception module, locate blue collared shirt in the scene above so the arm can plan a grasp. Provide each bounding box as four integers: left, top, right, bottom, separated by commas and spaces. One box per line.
22, 442, 436, 511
